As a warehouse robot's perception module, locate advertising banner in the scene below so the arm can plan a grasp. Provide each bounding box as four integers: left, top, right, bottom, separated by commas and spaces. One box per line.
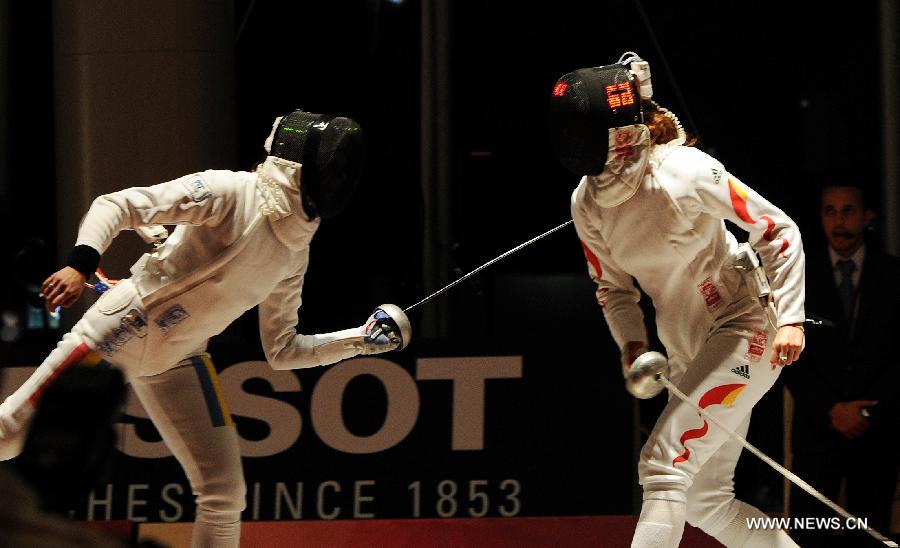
1, 333, 635, 524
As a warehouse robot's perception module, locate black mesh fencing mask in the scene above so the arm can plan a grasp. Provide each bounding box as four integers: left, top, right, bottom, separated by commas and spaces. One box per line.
268, 110, 364, 219
549, 64, 644, 176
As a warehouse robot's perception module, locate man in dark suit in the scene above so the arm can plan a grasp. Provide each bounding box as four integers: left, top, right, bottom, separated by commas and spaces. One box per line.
783, 183, 899, 546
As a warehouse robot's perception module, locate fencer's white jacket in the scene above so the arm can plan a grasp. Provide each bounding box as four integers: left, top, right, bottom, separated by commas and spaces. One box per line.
75, 156, 363, 376
572, 143, 805, 366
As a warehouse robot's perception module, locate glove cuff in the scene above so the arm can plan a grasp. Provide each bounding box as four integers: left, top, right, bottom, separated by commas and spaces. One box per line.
620, 342, 649, 377
66, 245, 101, 277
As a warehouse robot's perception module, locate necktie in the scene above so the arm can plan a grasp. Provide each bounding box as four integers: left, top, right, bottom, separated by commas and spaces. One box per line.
837, 259, 856, 318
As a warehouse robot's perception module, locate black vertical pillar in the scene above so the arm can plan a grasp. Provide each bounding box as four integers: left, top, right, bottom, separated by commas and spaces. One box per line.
420, 0, 452, 337
881, 0, 899, 255
0, 0, 10, 219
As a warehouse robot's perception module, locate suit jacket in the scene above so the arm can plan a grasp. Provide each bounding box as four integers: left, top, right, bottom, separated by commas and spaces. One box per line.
783, 245, 900, 453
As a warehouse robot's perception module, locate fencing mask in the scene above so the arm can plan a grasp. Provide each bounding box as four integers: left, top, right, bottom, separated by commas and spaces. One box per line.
265, 110, 364, 219
549, 55, 648, 177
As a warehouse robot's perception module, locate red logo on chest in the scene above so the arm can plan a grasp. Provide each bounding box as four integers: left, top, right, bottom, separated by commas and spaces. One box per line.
697, 277, 723, 312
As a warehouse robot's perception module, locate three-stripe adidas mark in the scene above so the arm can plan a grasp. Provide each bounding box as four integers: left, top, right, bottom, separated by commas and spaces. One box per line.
731, 364, 750, 379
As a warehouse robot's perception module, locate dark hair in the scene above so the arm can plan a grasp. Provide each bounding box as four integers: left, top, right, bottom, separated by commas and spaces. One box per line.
819, 182, 869, 209
643, 101, 696, 147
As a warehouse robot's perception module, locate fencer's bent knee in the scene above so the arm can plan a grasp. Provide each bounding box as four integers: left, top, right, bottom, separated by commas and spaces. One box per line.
685, 496, 734, 532
197, 476, 247, 515
641, 447, 736, 533
638, 446, 691, 492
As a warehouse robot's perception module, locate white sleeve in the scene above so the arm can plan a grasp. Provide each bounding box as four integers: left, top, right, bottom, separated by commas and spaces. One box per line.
258, 253, 365, 370
74, 172, 236, 255
571, 192, 648, 350
690, 153, 806, 326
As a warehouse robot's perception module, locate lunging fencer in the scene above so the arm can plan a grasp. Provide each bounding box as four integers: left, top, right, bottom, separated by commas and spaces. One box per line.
550, 54, 805, 547
0, 110, 411, 548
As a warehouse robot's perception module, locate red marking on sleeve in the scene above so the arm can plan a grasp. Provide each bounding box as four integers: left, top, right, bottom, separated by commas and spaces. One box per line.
580, 241, 603, 278
28, 343, 91, 406
757, 216, 790, 257
727, 179, 756, 224
672, 421, 709, 465
596, 287, 608, 308
778, 238, 790, 257
760, 215, 776, 241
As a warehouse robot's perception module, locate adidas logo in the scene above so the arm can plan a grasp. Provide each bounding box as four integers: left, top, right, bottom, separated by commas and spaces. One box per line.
731, 364, 750, 379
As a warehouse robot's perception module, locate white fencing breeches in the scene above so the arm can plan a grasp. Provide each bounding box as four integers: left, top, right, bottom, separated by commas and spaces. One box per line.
632, 322, 795, 547
131, 358, 245, 548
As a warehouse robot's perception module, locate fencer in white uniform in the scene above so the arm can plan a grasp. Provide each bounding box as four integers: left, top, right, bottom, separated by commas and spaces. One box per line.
551, 55, 805, 547
0, 111, 410, 548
